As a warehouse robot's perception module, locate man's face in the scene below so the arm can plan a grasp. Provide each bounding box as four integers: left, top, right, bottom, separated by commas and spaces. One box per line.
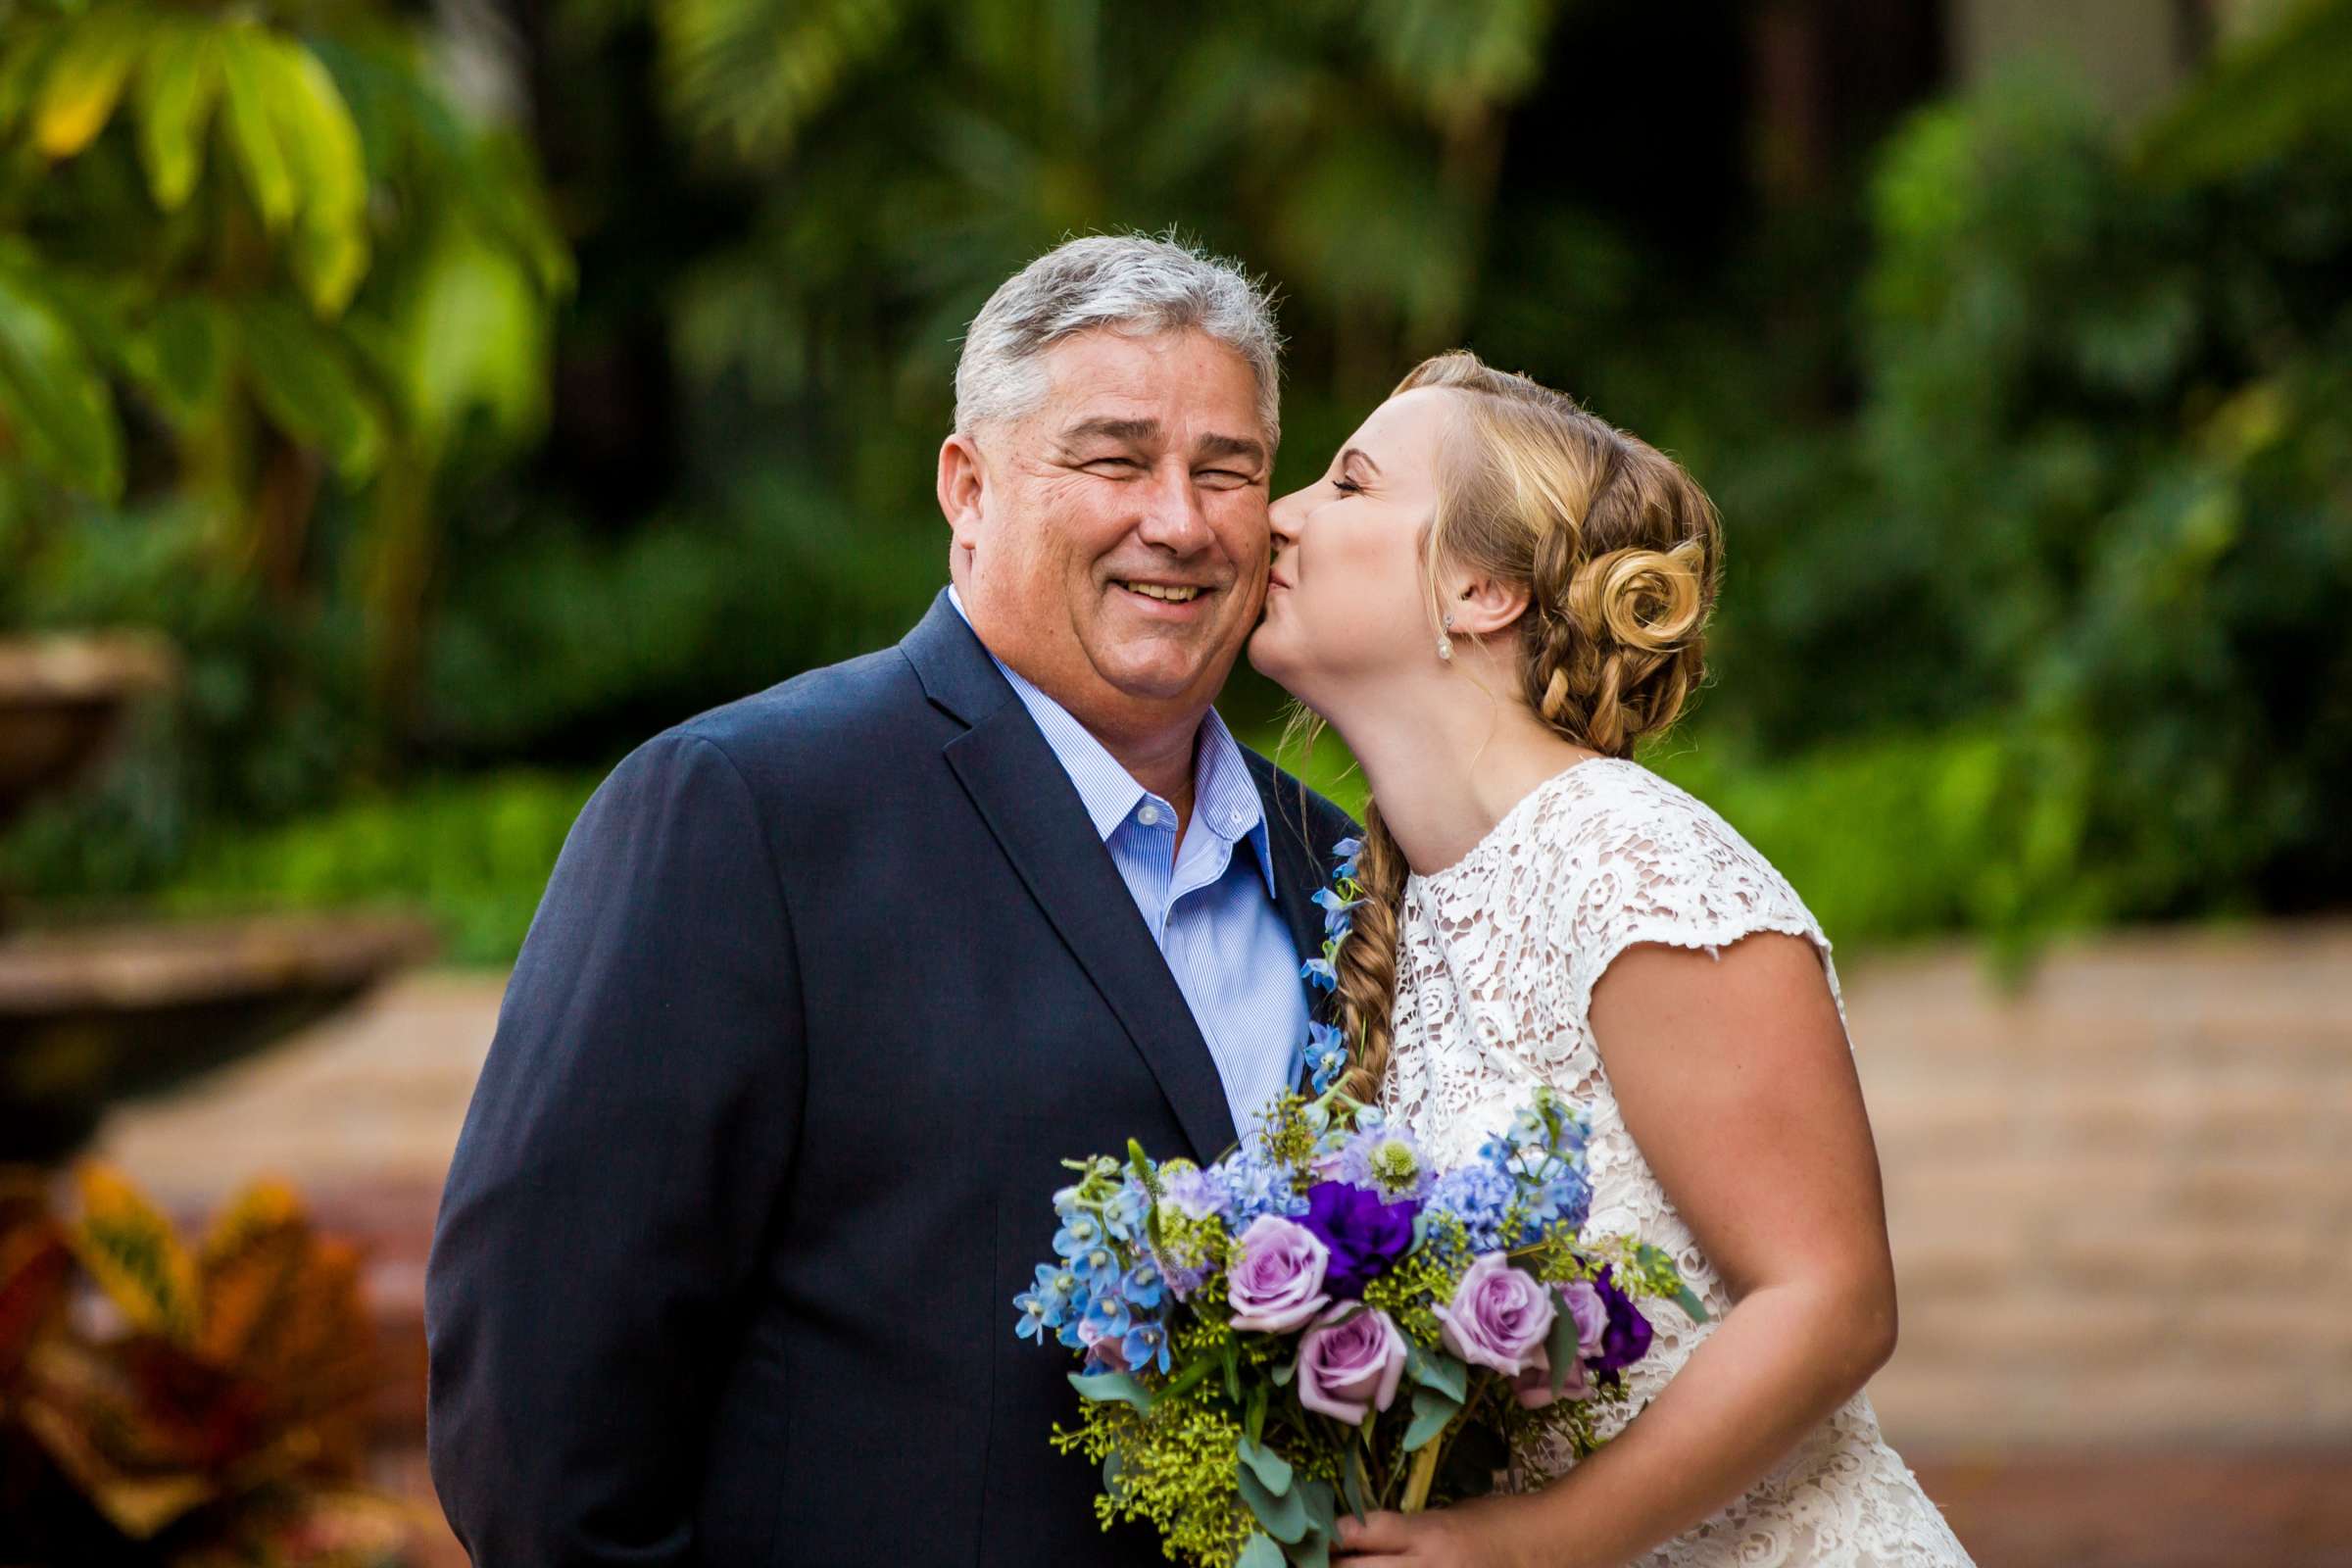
941, 327, 1274, 736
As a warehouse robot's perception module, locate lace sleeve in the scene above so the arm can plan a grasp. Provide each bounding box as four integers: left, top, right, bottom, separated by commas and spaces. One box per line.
1539, 764, 1845, 1051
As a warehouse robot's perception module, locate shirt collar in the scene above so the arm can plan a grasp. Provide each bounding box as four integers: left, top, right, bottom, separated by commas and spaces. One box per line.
948, 585, 1277, 898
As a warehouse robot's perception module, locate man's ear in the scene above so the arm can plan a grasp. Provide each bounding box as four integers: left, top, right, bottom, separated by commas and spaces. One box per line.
1447, 572, 1530, 640
938, 432, 988, 555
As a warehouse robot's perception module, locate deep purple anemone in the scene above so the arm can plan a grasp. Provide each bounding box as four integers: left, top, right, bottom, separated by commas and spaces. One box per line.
1589, 1265, 1654, 1376
1298, 1180, 1419, 1299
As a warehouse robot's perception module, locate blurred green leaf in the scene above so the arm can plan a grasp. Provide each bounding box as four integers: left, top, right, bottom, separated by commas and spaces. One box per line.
0, 242, 123, 497
133, 19, 220, 210
235, 298, 385, 479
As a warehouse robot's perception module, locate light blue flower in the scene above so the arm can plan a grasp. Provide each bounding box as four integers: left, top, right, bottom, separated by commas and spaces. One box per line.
1157, 1161, 1224, 1222
1053, 1214, 1104, 1258
1331, 836, 1363, 881
1428, 1163, 1514, 1252
1071, 1241, 1123, 1284
1301, 956, 1338, 992
1298, 1020, 1349, 1097
1121, 1319, 1173, 1375
1121, 1259, 1165, 1310
1213, 1147, 1307, 1225
1102, 1179, 1151, 1242
1083, 1289, 1133, 1341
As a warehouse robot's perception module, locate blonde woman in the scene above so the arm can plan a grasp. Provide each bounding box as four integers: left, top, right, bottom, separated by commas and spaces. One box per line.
1249, 354, 1973, 1568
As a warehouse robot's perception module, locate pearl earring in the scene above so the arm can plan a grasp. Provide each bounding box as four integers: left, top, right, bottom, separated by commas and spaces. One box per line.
1438, 613, 1455, 662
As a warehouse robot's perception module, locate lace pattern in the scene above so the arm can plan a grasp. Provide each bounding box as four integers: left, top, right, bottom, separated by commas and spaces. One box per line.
1382, 760, 1973, 1567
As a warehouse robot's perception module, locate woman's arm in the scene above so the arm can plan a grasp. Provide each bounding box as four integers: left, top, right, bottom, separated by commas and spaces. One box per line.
1339, 932, 1897, 1567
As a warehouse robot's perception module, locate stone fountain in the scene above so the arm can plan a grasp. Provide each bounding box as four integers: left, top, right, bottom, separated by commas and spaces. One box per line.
0, 633, 432, 1163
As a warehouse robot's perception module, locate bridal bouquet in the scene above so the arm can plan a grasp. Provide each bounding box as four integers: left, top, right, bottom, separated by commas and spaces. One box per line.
1015, 1066, 1702, 1566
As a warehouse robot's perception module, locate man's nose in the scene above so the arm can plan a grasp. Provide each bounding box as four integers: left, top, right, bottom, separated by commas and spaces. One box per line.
1134, 462, 1211, 553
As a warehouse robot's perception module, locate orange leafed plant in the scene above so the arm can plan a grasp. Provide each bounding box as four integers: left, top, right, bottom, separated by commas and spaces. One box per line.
0, 1163, 411, 1567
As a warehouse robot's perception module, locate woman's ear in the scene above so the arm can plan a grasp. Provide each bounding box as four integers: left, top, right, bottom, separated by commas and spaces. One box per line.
1447, 573, 1530, 640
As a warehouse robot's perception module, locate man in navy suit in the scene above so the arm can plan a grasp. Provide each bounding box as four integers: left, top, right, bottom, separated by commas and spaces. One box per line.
425, 234, 1355, 1566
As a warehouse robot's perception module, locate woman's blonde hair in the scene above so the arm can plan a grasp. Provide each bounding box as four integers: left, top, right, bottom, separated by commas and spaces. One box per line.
1329, 351, 1722, 1104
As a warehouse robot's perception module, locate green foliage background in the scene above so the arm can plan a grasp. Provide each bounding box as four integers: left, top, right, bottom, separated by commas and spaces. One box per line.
3, 0, 2348, 966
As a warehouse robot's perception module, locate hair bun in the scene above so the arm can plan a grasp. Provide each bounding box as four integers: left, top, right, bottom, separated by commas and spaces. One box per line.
1573, 540, 1707, 656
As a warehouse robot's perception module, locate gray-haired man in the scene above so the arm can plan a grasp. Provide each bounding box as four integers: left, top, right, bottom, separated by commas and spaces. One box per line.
426, 235, 1355, 1566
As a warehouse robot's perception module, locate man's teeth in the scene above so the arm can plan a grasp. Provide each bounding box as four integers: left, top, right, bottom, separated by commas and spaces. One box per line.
1123, 582, 1203, 603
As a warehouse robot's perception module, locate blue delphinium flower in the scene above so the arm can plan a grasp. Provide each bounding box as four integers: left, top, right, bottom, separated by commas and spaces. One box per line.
1121, 1258, 1165, 1310
1083, 1288, 1133, 1342
1120, 1319, 1173, 1375
1101, 1178, 1152, 1242
1300, 956, 1338, 991
1053, 1212, 1104, 1259
1015, 1260, 1083, 1342
1299, 1020, 1349, 1096
1427, 1163, 1514, 1252
1069, 1236, 1123, 1285
1331, 836, 1362, 880
1311, 884, 1356, 940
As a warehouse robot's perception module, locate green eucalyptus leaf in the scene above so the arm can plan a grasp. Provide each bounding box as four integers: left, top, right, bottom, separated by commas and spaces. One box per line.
1405, 1343, 1468, 1402
1297, 1477, 1337, 1534
1067, 1370, 1154, 1412
1238, 1533, 1287, 1568
1270, 1356, 1297, 1388
1544, 1290, 1582, 1397
1403, 1385, 1460, 1452
1283, 1529, 1332, 1568
1236, 1429, 1291, 1494
1339, 1442, 1370, 1520
1675, 1283, 1710, 1324
1238, 1463, 1308, 1544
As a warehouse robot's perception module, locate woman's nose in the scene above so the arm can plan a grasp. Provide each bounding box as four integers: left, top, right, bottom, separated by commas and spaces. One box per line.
1268, 486, 1304, 550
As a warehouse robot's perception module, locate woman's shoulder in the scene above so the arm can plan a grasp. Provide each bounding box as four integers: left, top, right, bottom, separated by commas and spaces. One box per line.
1523, 758, 1826, 956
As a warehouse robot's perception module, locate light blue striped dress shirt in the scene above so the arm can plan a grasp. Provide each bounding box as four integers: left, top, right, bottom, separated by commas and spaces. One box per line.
950, 589, 1307, 1134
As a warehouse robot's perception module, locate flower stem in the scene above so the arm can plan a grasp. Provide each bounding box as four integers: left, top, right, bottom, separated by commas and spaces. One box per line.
1399, 1433, 1446, 1514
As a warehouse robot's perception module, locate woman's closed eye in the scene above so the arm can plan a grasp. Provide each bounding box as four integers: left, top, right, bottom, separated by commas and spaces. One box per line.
1331, 473, 1363, 497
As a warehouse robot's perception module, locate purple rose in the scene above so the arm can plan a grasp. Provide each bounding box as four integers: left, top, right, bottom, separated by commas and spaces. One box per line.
1432, 1251, 1555, 1377
1225, 1216, 1331, 1333
1296, 1305, 1409, 1425
1297, 1181, 1419, 1299
1590, 1265, 1653, 1376
1561, 1279, 1609, 1359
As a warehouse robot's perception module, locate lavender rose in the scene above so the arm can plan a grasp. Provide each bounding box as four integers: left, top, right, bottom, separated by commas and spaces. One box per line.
1296, 1305, 1409, 1425
1432, 1251, 1555, 1377
1225, 1216, 1332, 1333
1298, 1180, 1419, 1299
1561, 1279, 1609, 1358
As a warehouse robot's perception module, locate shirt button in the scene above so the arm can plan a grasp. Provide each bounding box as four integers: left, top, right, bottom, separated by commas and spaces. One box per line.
1137, 803, 1162, 827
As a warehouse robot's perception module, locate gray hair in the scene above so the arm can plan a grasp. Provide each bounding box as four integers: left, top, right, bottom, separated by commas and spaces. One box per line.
954, 233, 1283, 445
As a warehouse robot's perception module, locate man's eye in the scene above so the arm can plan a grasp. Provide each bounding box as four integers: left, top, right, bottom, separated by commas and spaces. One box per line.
1197, 468, 1254, 488
1085, 457, 1143, 472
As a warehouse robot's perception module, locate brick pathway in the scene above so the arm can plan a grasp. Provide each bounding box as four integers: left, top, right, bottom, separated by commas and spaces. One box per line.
85, 922, 2352, 1565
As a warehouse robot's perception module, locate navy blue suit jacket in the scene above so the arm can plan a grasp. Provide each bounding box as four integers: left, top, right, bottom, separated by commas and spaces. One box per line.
425, 592, 1356, 1566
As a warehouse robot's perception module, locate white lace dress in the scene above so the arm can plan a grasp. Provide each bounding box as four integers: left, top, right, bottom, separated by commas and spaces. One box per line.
1381, 759, 1973, 1567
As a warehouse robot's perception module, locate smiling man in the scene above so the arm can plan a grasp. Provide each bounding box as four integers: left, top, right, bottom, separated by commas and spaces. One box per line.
426, 235, 1356, 1567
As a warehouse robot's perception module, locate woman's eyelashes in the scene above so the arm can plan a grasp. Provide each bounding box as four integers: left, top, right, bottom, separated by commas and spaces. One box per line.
1331, 473, 1363, 496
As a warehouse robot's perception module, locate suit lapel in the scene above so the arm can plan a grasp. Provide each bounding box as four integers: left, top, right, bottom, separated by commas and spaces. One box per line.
1244, 749, 1348, 1057
906, 595, 1240, 1162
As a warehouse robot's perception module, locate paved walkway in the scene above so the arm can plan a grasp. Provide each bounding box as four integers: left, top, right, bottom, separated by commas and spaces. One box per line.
86, 921, 2352, 1565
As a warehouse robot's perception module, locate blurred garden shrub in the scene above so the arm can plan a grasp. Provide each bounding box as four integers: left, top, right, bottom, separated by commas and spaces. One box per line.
1767, 44, 2352, 938
0, 0, 569, 889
